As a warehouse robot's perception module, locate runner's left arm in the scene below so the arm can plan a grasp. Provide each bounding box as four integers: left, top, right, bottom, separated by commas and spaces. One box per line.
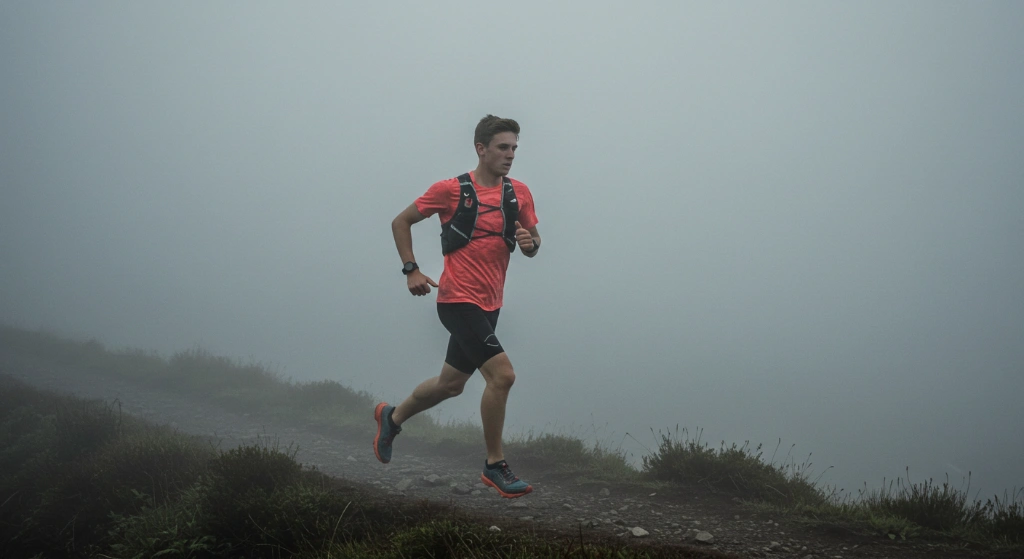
514, 221, 541, 258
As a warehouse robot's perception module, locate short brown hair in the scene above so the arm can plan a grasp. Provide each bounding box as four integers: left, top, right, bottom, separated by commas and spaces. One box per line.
474, 114, 520, 148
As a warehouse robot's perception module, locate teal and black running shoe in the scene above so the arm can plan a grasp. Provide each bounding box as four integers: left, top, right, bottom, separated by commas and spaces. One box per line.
373, 402, 401, 464
480, 460, 533, 498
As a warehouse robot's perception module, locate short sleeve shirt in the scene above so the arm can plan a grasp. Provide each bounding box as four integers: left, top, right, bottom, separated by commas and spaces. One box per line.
415, 171, 538, 311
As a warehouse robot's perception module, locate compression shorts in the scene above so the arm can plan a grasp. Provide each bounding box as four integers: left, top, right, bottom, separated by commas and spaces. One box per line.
436, 302, 504, 374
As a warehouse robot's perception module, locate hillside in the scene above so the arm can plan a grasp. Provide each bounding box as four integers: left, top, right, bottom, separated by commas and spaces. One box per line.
1, 327, 1018, 558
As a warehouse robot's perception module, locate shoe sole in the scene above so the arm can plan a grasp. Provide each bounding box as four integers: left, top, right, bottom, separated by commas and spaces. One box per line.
373, 402, 389, 464
480, 473, 533, 498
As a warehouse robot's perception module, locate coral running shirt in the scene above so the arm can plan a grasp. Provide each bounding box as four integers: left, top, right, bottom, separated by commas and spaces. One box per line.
415, 172, 538, 311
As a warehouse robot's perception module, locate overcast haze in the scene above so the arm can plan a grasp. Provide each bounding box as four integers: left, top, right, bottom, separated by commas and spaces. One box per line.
2, 2, 1022, 498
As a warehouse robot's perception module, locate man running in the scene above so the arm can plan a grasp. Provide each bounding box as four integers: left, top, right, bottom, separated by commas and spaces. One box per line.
373, 115, 541, 498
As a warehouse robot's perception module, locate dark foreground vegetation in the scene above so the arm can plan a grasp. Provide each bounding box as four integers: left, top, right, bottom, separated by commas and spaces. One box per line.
1, 325, 1021, 556
0, 374, 722, 558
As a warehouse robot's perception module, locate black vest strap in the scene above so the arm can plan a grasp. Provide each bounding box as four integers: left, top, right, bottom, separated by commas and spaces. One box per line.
440, 173, 520, 256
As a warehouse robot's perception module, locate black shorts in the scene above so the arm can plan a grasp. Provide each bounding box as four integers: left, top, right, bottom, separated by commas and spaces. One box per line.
437, 302, 504, 374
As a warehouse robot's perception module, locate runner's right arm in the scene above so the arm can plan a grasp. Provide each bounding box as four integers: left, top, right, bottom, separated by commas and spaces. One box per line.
392, 203, 438, 296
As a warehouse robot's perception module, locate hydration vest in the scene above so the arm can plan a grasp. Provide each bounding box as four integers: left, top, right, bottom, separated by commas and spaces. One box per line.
440, 173, 520, 256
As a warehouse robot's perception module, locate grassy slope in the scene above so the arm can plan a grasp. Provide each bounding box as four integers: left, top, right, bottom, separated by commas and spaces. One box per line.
0, 325, 1020, 554
0, 373, 725, 558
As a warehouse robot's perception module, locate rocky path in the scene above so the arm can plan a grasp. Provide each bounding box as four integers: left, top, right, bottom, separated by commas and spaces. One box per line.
0, 353, 987, 558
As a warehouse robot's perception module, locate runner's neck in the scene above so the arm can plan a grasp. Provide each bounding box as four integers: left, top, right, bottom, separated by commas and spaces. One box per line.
472, 168, 504, 188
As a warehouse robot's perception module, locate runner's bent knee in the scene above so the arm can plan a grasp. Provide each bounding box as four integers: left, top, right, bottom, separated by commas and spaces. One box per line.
480, 353, 516, 391
492, 370, 515, 391
438, 363, 470, 397
441, 378, 466, 397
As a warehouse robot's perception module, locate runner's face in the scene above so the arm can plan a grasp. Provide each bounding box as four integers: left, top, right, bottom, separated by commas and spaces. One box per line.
478, 132, 518, 177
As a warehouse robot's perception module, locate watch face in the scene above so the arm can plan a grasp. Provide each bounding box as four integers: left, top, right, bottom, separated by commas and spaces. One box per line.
403, 262, 417, 273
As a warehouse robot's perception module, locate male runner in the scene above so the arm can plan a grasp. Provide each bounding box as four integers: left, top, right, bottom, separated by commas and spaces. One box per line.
373, 115, 541, 498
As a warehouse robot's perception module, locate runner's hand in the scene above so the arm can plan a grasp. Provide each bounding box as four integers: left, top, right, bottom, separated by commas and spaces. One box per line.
407, 270, 438, 296
514, 221, 535, 252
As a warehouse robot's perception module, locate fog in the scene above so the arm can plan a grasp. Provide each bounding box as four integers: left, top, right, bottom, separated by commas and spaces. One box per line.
2, 2, 1022, 498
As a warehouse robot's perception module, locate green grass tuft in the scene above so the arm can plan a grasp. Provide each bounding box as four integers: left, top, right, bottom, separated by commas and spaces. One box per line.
858, 469, 988, 533
988, 488, 1024, 543
506, 431, 639, 482
641, 426, 825, 506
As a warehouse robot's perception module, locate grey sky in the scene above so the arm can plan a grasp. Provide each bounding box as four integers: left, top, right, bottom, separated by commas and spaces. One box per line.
2, 2, 1022, 497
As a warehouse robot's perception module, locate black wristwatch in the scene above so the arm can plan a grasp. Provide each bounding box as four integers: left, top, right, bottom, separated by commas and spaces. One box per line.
401, 261, 419, 275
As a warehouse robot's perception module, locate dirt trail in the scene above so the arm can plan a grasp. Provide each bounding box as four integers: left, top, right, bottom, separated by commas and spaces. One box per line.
0, 351, 990, 558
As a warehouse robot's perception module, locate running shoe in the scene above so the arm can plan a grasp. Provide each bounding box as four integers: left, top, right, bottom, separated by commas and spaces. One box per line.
480, 460, 533, 498
373, 402, 401, 464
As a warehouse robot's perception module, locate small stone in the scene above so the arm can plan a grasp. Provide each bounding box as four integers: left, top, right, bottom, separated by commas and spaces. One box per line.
347, 455, 357, 462
488, 525, 501, 532
609, 509, 618, 515
518, 516, 534, 522
450, 485, 471, 495
695, 531, 715, 544
394, 478, 413, 491
649, 492, 657, 497
509, 500, 528, 508
471, 490, 481, 496
630, 527, 649, 537
619, 505, 629, 511
422, 474, 443, 486
768, 541, 782, 551
613, 519, 625, 526
599, 487, 610, 496
562, 503, 574, 510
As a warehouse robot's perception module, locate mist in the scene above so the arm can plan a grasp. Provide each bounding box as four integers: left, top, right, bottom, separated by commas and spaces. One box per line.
2, 2, 1022, 498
